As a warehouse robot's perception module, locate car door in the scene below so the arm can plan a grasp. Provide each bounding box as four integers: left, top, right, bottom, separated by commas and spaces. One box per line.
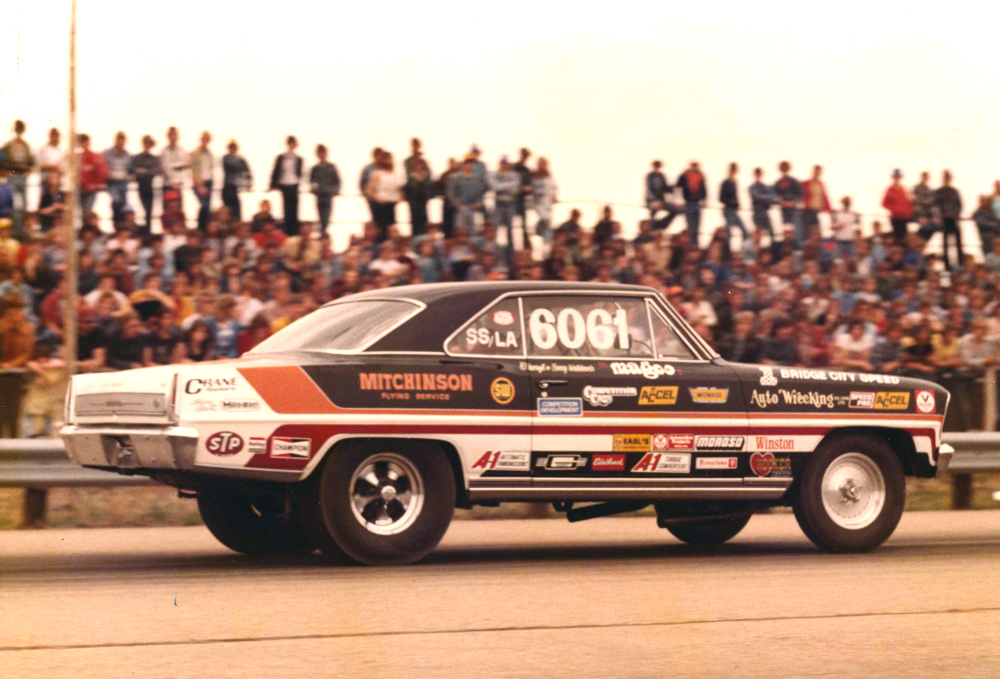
523, 292, 747, 483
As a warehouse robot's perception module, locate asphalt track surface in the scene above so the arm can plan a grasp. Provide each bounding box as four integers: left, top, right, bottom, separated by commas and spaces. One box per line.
2, 511, 999, 678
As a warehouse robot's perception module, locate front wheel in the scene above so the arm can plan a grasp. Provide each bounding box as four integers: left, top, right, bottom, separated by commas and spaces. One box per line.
793, 434, 905, 553
661, 512, 752, 545
197, 492, 315, 556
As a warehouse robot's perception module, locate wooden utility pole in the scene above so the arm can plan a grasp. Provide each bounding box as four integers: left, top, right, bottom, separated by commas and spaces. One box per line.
64, 0, 78, 376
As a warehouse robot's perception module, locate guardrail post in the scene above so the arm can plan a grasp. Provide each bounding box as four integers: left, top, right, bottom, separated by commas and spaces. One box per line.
21, 488, 48, 527
951, 474, 972, 510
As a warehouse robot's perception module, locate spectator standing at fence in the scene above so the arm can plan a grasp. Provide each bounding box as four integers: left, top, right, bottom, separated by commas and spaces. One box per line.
0, 120, 33, 233
128, 135, 160, 233
719, 162, 747, 242
403, 138, 433, 237
221, 140, 251, 222
912, 171, 935, 222
447, 158, 481, 233
830, 196, 861, 258
190, 132, 214, 231
160, 127, 189, 213
364, 152, 404, 240
359, 147, 383, 220
531, 157, 558, 247
677, 161, 706, 248
467, 145, 489, 217
749, 167, 776, 241
645, 160, 671, 218
881, 169, 913, 242
438, 158, 459, 238
934, 170, 963, 271
490, 156, 521, 263
310, 144, 341, 232
21, 343, 67, 437
37, 171, 65, 233
972, 195, 1000, 256
514, 148, 533, 232
269, 136, 303, 235
800, 165, 831, 245
36, 128, 65, 180
103, 132, 132, 225
77, 134, 108, 217
774, 161, 802, 244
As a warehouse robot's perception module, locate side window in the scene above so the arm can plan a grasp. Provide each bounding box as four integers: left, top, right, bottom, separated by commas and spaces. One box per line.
650, 305, 696, 359
522, 296, 654, 358
445, 298, 524, 356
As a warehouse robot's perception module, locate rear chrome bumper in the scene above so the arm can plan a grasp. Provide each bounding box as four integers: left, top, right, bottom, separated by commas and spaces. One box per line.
61, 425, 198, 471
936, 443, 954, 478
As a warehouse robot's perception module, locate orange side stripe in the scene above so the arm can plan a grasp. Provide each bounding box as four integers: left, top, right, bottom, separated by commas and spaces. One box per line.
238, 366, 339, 415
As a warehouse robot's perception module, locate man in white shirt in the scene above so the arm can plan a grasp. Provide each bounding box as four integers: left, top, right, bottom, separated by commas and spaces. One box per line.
830, 195, 860, 259
269, 135, 303, 236
103, 132, 132, 223
36, 127, 66, 179
160, 126, 189, 212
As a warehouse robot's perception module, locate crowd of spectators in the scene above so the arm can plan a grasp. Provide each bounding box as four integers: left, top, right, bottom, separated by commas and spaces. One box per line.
2, 119, 1000, 435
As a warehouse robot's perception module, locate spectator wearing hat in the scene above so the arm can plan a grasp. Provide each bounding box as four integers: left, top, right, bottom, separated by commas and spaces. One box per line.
103, 132, 132, 224
128, 135, 161, 232
270, 136, 303, 235
160, 126, 189, 213
77, 134, 108, 216
221, 140, 252, 222
677, 162, 707, 248
310, 144, 341, 232
403, 138, 433, 237
882, 169, 914, 242
190, 131, 215, 231
934, 170, 963, 271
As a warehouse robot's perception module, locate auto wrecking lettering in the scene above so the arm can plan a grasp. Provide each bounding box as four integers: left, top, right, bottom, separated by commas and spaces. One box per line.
849, 391, 875, 409
695, 436, 745, 451
632, 452, 691, 473
874, 392, 910, 410
688, 387, 729, 404
751, 389, 842, 409
591, 454, 626, 471
750, 452, 793, 478
536, 454, 588, 470
537, 398, 583, 417
359, 373, 473, 401
465, 327, 519, 349
185, 377, 239, 395
582, 385, 638, 407
637, 386, 679, 406
614, 434, 652, 452
205, 431, 243, 456
609, 361, 676, 379
270, 437, 311, 459
490, 377, 516, 405
471, 451, 530, 472
696, 457, 738, 470
755, 436, 794, 451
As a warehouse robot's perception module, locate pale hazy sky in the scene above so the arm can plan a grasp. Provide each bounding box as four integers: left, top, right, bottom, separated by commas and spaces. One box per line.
4, 0, 1000, 234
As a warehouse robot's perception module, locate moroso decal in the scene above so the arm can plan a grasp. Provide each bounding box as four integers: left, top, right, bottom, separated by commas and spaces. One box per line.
271, 437, 311, 459
613, 434, 651, 452
688, 387, 729, 404
536, 454, 588, 470
695, 436, 745, 451
490, 377, 516, 405
749, 451, 792, 478
591, 453, 626, 471
637, 386, 679, 406
915, 390, 936, 414
874, 392, 910, 410
471, 451, 530, 471
632, 452, 691, 473
206, 431, 244, 456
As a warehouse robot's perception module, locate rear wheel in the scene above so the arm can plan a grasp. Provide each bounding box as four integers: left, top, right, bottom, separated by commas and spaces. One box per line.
302, 442, 455, 565
197, 492, 314, 556
661, 512, 753, 545
793, 434, 905, 553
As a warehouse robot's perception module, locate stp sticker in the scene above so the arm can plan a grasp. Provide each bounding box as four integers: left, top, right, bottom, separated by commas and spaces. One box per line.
206, 431, 244, 456
915, 390, 936, 414
492, 310, 515, 326
632, 452, 691, 474
591, 454, 626, 471
270, 437, 311, 459
696, 457, 738, 470
490, 377, 516, 405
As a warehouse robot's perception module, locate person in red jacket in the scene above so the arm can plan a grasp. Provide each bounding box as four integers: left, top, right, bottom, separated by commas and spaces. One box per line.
77, 134, 108, 217
881, 169, 914, 242
800, 164, 831, 243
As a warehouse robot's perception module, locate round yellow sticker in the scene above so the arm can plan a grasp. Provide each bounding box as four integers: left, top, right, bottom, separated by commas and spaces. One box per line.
491, 377, 515, 405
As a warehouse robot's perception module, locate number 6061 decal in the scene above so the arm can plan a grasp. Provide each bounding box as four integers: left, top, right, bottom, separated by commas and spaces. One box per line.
529, 308, 630, 350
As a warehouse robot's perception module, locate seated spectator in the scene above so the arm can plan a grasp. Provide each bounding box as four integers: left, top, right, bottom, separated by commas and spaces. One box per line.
237, 313, 272, 355
76, 306, 108, 372
900, 326, 937, 378
106, 313, 147, 371
185, 319, 215, 362
833, 319, 875, 372
871, 323, 906, 375
716, 311, 761, 363
144, 311, 185, 365
761, 317, 799, 366
206, 294, 241, 359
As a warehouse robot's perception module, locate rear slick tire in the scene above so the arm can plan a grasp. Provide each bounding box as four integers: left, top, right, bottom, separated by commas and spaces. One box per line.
662, 512, 752, 545
197, 492, 315, 556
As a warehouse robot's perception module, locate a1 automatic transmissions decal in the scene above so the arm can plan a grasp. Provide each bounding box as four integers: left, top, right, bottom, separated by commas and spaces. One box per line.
472, 451, 530, 471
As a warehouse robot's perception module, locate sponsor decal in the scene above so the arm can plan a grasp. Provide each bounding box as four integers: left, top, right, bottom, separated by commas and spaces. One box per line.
221, 398, 261, 413
632, 452, 691, 474
613, 434, 652, 452
915, 389, 936, 414
874, 391, 910, 410
750, 389, 847, 410
471, 451, 531, 471
490, 377, 516, 405
248, 437, 267, 455
271, 437, 311, 459
536, 454, 588, 470
492, 310, 515, 326
652, 433, 694, 451
520, 362, 596, 374
849, 391, 875, 409
537, 397, 584, 416
688, 387, 729, 404
206, 431, 244, 456
359, 372, 473, 402
695, 436, 745, 451
581, 385, 638, 407
609, 361, 677, 379
754, 435, 794, 451
465, 327, 519, 349
185, 377, 239, 395
591, 453, 626, 471
749, 451, 793, 478
637, 385, 679, 406
773, 368, 902, 385
190, 398, 217, 412
759, 367, 778, 386
696, 457, 739, 470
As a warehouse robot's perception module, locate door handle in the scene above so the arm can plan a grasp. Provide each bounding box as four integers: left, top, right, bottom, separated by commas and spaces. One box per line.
536, 380, 569, 389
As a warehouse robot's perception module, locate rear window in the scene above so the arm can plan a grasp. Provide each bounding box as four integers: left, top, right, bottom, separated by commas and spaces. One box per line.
248, 300, 421, 353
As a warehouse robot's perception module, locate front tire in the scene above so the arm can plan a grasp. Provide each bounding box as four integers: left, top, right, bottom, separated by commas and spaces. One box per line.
793, 434, 905, 553
662, 512, 752, 545
197, 492, 315, 556
303, 442, 455, 566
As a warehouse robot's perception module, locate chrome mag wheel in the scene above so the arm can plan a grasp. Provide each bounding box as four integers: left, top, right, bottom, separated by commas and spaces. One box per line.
349, 452, 425, 536
820, 452, 887, 530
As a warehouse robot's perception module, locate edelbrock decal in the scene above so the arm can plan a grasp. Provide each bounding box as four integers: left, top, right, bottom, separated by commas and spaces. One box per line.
591, 454, 626, 471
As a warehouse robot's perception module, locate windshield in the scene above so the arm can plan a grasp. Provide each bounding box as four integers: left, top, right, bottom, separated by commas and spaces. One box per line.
248, 300, 421, 354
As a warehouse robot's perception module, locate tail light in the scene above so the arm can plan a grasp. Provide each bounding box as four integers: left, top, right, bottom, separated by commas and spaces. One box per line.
167, 373, 179, 423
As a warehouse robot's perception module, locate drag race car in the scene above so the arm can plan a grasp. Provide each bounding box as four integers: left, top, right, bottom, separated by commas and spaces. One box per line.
61, 282, 952, 564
